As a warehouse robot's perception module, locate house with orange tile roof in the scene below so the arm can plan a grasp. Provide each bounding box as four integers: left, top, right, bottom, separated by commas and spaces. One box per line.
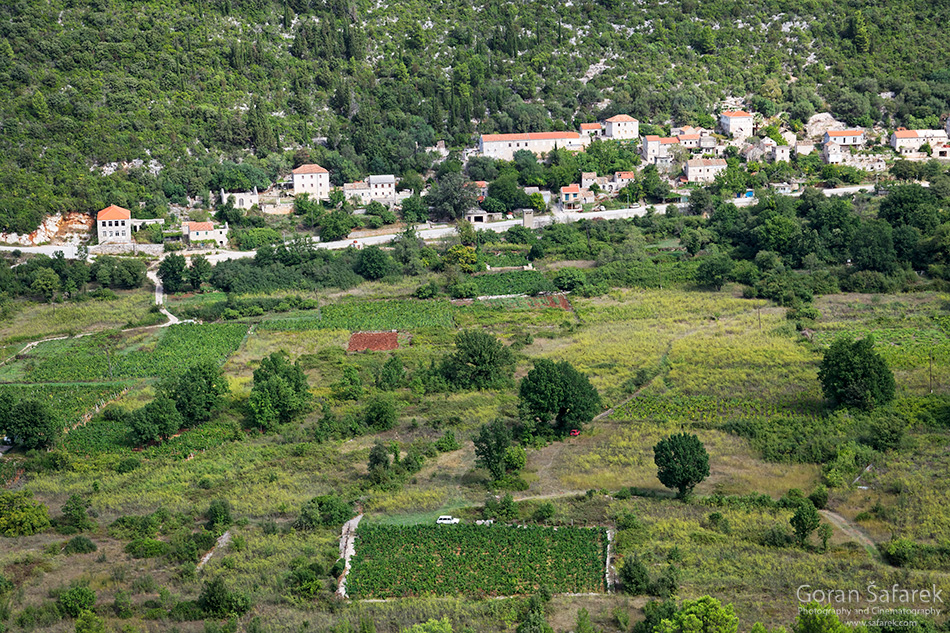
560, 184, 582, 210
719, 110, 754, 138
823, 129, 865, 146
685, 158, 727, 183
579, 122, 603, 139
183, 221, 229, 248
96, 205, 133, 244
604, 114, 639, 140
889, 128, 948, 154
479, 131, 589, 161
641, 135, 681, 164
292, 163, 330, 200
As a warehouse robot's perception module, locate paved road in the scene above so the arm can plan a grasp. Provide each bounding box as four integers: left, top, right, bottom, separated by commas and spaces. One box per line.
145, 270, 180, 326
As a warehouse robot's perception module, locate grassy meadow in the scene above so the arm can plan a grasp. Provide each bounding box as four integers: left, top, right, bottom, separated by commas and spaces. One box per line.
1, 282, 949, 632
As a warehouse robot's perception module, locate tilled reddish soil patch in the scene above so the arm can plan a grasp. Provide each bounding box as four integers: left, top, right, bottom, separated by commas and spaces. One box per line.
348, 331, 398, 352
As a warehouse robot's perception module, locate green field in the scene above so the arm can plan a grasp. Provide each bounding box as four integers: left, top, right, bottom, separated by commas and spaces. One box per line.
259, 299, 455, 331
0, 324, 248, 383
0, 382, 131, 430
348, 524, 606, 598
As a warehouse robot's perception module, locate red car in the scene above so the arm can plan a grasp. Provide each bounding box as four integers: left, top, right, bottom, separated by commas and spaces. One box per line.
569, 429, 581, 436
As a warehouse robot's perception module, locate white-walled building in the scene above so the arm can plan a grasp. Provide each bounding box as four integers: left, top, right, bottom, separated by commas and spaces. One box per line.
641, 135, 681, 164
890, 128, 949, 154
719, 111, 754, 138
221, 187, 259, 210
292, 163, 330, 200
560, 184, 581, 210
823, 130, 865, 146
579, 122, 603, 139
183, 221, 229, 248
685, 158, 728, 183
96, 205, 132, 244
604, 114, 639, 140
823, 141, 844, 164
479, 132, 589, 161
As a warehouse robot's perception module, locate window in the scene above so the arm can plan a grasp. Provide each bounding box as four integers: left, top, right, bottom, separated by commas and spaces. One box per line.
121, 220, 126, 226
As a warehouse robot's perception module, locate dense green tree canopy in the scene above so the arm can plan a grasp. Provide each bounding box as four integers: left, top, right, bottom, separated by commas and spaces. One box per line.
818, 335, 895, 410
653, 432, 710, 498
518, 359, 602, 437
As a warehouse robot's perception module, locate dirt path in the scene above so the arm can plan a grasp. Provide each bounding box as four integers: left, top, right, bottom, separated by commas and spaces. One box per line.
146, 269, 180, 326
197, 530, 232, 571
819, 509, 878, 555
336, 513, 363, 598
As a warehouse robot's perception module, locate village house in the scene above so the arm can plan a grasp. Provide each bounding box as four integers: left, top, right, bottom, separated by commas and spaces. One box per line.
603, 114, 639, 140
96, 205, 132, 244
560, 184, 581, 210
579, 122, 602, 139
479, 131, 589, 161
684, 158, 728, 183
472, 181, 489, 201
823, 141, 844, 164
342, 174, 398, 205
823, 130, 865, 146
292, 163, 330, 200
795, 142, 815, 156
889, 128, 949, 154
580, 171, 636, 194
183, 221, 229, 248
641, 135, 681, 164
719, 111, 754, 138
220, 187, 259, 210
772, 144, 791, 162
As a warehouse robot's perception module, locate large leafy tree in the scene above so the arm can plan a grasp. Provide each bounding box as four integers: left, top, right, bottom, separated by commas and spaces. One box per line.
4, 399, 58, 450
473, 418, 513, 481
655, 596, 738, 633
426, 172, 477, 220
440, 330, 515, 390
653, 433, 710, 498
164, 361, 230, 426
818, 335, 895, 410
248, 351, 311, 431
518, 359, 601, 436
158, 253, 187, 294
128, 397, 183, 445
790, 500, 821, 545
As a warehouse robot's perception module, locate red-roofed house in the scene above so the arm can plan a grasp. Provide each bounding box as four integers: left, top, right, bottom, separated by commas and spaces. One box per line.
96, 205, 132, 244
604, 114, 639, 139
641, 135, 681, 164
889, 128, 948, 154
719, 111, 754, 138
823, 130, 865, 146
479, 131, 589, 160
579, 122, 603, 139
685, 158, 728, 183
292, 163, 330, 200
560, 184, 581, 210
183, 221, 229, 248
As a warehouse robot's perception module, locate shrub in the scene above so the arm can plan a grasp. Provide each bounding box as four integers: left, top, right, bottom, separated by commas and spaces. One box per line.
295, 495, 354, 529
761, 525, 795, 548
448, 280, 478, 298
619, 556, 650, 594
63, 536, 97, 555
0, 491, 51, 536
435, 430, 460, 452
125, 538, 171, 559
113, 457, 141, 474
112, 590, 133, 618
57, 585, 96, 617
414, 281, 440, 298
198, 577, 251, 617
206, 499, 232, 531
808, 485, 829, 510
533, 502, 556, 523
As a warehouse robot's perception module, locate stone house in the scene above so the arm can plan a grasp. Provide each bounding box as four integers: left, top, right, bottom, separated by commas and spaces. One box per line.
479, 132, 589, 161
183, 221, 229, 248
292, 163, 330, 200
96, 205, 132, 244
823, 130, 865, 147
889, 128, 949, 154
603, 114, 639, 139
641, 135, 681, 164
684, 158, 728, 183
719, 111, 754, 138
560, 184, 581, 210
220, 187, 259, 210
579, 123, 603, 139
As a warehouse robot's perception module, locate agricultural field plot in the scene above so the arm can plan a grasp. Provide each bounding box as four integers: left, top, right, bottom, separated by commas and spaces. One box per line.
0, 324, 248, 383
477, 295, 572, 310
348, 331, 399, 352
347, 524, 606, 598
259, 299, 454, 331
0, 382, 131, 430
471, 270, 556, 296
0, 292, 156, 347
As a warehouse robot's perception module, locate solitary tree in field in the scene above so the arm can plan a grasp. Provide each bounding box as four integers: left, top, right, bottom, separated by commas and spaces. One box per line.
818, 335, 895, 410
440, 330, 515, 391
790, 500, 820, 546
248, 351, 311, 431
164, 361, 229, 426
518, 359, 601, 437
473, 418, 513, 481
653, 433, 710, 499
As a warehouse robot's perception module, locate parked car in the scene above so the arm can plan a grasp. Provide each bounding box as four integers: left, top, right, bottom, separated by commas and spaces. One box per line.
436, 515, 460, 524
569, 429, 581, 436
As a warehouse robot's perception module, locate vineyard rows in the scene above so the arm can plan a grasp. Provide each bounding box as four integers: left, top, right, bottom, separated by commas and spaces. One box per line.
347, 524, 606, 598
472, 271, 555, 297
259, 299, 454, 332
811, 325, 950, 369
9, 324, 248, 383
610, 394, 826, 425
